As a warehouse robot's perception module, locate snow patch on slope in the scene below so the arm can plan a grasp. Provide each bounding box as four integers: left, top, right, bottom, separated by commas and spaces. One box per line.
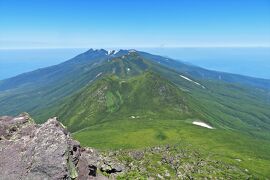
113, 50, 120, 54
95, 72, 103, 78
107, 50, 120, 55
192, 121, 214, 129
107, 50, 113, 55
179, 75, 205, 89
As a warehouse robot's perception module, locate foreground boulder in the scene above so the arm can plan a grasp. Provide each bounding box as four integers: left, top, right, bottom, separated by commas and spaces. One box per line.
0, 113, 123, 180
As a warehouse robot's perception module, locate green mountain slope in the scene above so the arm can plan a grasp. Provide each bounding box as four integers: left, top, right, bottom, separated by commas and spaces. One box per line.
0, 50, 270, 135
139, 51, 270, 90
53, 72, 270, 177
73, 116, 270, 178
0, 49, 270, 121
57, 72, 200, 132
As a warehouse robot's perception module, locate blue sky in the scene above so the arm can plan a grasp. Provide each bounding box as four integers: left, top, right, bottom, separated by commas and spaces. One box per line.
0, 0, 270, 49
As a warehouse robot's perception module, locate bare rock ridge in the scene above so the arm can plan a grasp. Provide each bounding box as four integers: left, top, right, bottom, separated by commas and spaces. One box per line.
0, 113, 124, 180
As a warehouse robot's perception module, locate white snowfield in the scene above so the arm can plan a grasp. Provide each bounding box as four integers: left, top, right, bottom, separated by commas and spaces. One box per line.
192, 121, 214, 129
179, 75, 206, 89
113, 50, 120, 54
107, 50, 113, 55
95, 72, 103, 78
107, 50, 120, 55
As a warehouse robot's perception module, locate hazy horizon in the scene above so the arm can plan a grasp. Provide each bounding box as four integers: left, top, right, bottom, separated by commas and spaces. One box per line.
1, 47, 270, 80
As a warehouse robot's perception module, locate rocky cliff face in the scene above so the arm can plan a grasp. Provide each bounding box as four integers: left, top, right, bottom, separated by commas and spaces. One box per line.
0, 113, 123, 180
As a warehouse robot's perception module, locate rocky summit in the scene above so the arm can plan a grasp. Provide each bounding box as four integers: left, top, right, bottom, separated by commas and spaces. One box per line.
0, 113, 251, 179
0, 113, 124, 180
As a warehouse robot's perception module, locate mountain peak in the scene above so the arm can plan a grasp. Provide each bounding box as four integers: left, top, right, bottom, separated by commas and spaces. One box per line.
80, 48, 133, 59
83, 48, 108, 56
128, 49, 137, 53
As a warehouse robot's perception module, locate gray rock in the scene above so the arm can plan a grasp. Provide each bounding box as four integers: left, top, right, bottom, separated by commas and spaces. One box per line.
0, 114, 124, 180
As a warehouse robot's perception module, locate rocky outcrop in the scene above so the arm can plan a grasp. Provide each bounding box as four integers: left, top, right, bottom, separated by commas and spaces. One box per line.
0, 114, 124, 180
0, 113, 251, 179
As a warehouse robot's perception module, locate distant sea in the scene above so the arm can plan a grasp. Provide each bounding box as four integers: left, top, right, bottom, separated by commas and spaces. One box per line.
141, 47, 270, 79
0, 49, 87, 80
0, 47, 270, 80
